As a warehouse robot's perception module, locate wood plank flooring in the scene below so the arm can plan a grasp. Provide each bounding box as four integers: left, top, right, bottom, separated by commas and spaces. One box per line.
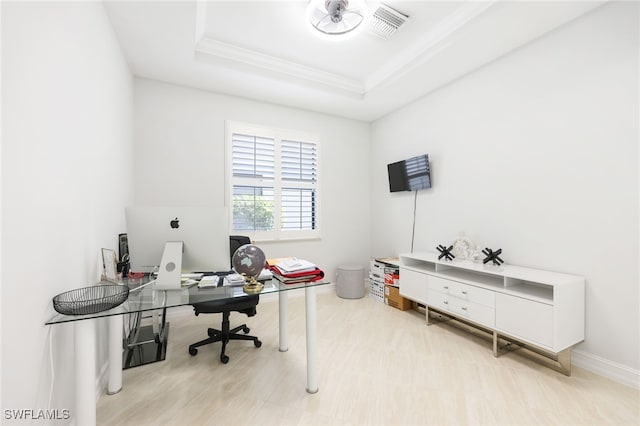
97, 289, 639, 425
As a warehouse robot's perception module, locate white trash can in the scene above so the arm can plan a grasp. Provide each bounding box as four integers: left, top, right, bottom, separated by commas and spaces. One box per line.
336, 266, 365, 299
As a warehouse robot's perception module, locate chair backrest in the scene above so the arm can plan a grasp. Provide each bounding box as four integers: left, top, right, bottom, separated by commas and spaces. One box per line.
229, 235, 251, 268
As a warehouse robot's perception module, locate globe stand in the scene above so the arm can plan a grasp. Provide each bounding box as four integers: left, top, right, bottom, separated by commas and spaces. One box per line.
242, 275, 264, 295
232, 243, 267, 294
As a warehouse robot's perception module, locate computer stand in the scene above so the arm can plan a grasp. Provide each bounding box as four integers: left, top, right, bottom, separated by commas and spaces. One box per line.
155, 241, 183, 290
122, 239, 183, 367
123, 306, 170, 369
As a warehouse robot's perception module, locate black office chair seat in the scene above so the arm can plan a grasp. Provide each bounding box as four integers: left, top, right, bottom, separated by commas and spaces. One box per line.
188, 295, 262, 364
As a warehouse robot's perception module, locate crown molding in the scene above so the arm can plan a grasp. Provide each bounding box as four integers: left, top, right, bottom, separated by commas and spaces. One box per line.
195, 36, 365, 96
193, 2, 495, 100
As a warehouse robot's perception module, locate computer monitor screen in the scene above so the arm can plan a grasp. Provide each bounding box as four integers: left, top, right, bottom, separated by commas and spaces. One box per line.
125, 206, 230, 274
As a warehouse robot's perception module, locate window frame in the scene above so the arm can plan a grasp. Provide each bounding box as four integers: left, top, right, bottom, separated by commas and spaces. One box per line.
225, 121, 321, 242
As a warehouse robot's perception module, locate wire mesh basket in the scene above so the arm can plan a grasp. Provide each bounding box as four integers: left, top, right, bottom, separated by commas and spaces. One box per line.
53, 284, 130, 315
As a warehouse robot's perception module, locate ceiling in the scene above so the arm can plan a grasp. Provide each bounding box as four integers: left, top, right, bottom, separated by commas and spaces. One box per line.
104, 1, 604, 122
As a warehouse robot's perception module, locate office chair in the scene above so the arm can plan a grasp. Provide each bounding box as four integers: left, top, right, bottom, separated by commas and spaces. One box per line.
187, 236, 261, 364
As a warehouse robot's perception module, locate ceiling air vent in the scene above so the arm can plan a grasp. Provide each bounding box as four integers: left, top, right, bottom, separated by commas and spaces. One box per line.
368, 3, 409, 40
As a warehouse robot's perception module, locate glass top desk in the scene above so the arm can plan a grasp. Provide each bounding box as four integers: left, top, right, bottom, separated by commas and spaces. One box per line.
46, 277, 331, 426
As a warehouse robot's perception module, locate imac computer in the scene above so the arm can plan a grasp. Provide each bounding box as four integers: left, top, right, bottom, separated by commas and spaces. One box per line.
125, 206, 230, 290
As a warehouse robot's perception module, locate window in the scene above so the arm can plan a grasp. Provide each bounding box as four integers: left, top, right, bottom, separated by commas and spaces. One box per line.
227, 122, 319, 241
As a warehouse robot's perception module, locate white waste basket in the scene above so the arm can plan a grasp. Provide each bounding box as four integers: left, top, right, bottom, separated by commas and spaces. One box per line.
336, 266, 365, 299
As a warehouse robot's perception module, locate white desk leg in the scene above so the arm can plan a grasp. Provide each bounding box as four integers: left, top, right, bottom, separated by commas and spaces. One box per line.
278, 290, 288, 352
107, 315, 123, 394
75, 320, 97, 426
305, 285, 318, 394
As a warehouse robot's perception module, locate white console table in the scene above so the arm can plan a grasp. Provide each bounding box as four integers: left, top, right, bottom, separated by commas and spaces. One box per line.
399, 252, 585, 375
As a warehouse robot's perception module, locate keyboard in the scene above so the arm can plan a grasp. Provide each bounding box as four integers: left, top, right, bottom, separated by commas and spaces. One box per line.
198, 275, 219, 288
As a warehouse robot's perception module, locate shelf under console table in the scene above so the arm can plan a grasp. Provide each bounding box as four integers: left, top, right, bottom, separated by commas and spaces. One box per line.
399, 252, 585, 375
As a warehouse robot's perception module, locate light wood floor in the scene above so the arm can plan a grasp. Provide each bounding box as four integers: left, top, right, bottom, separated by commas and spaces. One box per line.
97, 289, 639, 425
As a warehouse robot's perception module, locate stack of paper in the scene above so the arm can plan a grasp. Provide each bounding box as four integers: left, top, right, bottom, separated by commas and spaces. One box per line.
269, 258, 325, 284
276, 258, 317, 274
197, 275, 219, 288
224, 274, 245, 286
181, 278, 199, 288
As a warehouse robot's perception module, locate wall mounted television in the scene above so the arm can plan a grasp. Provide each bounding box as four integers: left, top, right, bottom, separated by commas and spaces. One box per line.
387, 154, 431, 192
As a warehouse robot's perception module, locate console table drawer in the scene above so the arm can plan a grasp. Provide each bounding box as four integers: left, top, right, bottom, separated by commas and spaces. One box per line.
428, 276, 495, 308
448, 300, 495, 327
427, 290, 495, 327
427, 289, 449, 311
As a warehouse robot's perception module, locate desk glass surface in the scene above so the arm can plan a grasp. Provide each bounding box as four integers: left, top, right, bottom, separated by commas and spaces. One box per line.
45, 278, 330, 325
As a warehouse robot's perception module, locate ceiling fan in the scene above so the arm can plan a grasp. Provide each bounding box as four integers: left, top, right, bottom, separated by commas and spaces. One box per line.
306, 0, 369, 39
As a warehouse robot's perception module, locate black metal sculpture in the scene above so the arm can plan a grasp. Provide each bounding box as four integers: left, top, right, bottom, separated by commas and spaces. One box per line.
482, 248, 504, 266
437, 244, 455, 261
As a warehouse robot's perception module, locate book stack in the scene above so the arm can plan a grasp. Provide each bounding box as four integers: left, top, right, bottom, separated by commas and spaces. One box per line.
269, 258, 325, 284
223, 273, 245, 286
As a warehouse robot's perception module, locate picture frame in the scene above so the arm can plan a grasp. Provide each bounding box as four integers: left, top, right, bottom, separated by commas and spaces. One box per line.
102, 248, 118, 283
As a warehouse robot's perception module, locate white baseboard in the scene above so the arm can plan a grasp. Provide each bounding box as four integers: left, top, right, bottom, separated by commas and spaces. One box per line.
572, 349, 640, 389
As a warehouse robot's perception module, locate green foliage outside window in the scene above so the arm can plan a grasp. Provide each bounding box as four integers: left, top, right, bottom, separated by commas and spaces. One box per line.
233, 194, 274, 231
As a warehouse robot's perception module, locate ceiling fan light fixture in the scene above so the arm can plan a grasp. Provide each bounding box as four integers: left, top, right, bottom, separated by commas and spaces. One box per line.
306, 0, 369, 40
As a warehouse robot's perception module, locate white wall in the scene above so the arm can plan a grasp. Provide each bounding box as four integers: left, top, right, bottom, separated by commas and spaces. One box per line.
133, 78, 371, 284
371, 2, 639, 383
1, 2, 133, 422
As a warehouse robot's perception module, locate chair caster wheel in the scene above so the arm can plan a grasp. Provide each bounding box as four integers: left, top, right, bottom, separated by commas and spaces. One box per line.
189, 347, 198, 356
220, 355, 229, 364
255, 340, 262, 348
243, 326, 250, 333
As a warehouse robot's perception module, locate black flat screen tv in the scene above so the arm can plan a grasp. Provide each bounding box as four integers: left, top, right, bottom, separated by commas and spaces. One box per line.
387, 154, 431, 192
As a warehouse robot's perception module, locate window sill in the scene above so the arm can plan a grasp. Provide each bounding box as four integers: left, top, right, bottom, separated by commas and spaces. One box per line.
251, 235, 322, 244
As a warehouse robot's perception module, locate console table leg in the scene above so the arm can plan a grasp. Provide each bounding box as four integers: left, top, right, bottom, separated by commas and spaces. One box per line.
557, 349, 572, 376
426, 306, 450, 326
75, 320, 96, 426
107, 314, 123, 394
278, 290, 288, 352
305, 285, 318, 394
493, 332, 572, 376
493, 332, 517, 357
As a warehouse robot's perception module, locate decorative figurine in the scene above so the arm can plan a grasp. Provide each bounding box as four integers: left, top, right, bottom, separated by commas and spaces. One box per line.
482, 248, 504, 266
451, 231, 474, 260
437, 244, 455, 261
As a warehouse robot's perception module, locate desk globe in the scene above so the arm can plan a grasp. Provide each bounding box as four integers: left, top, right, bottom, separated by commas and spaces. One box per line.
232, 244, 266, 294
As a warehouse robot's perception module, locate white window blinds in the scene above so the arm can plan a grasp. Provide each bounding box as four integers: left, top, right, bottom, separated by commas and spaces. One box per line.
281, 188, 316, 230
231, 133, 275, 179
228, 124, 320, 240
281, 140, 317, 182
281, 140, 317, 232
